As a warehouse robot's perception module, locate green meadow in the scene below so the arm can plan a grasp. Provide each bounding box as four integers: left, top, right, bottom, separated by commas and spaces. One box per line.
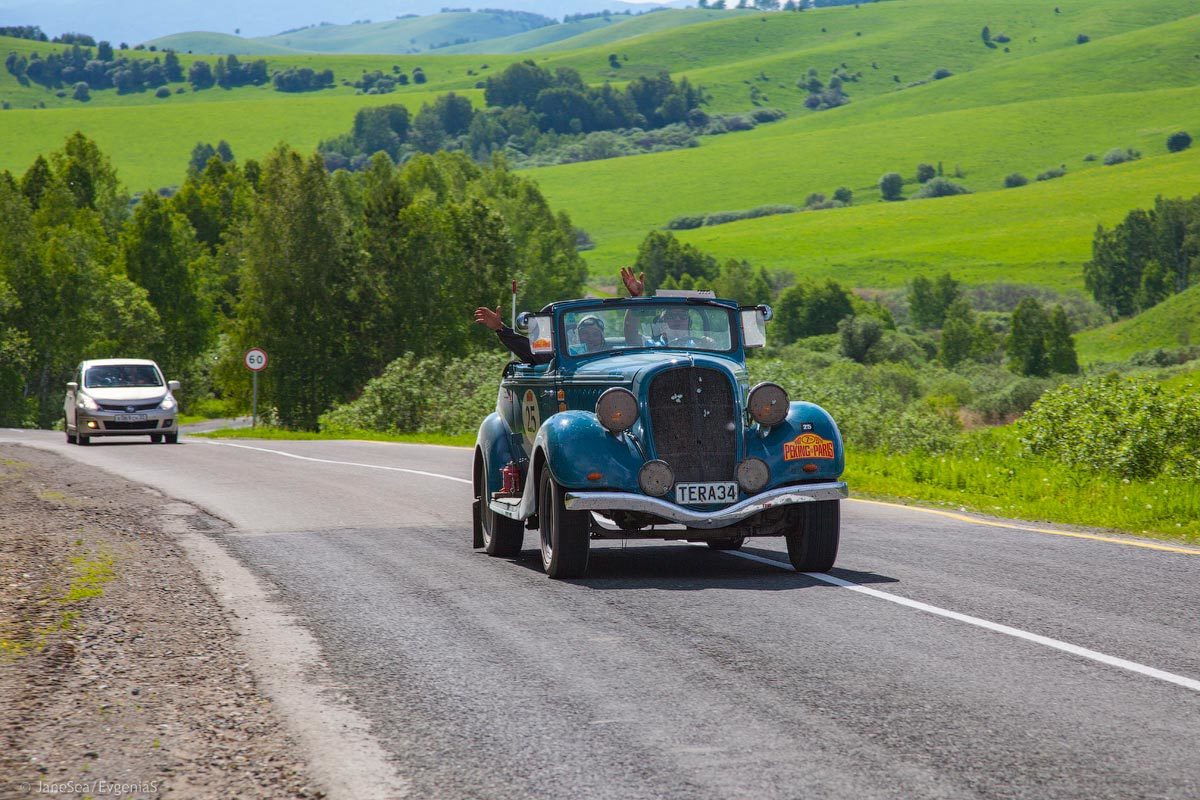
2, 0, 1198, 290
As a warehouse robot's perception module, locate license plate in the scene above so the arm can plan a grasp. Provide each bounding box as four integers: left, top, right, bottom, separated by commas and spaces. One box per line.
113, 414, 147, 422
675, 482, 738, 504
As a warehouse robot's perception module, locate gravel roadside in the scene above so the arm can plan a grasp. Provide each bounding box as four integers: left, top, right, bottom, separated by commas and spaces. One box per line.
0, 443, 318, 799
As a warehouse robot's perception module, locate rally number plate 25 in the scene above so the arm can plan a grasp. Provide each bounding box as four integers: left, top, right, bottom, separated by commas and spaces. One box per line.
675, 482, 738, 505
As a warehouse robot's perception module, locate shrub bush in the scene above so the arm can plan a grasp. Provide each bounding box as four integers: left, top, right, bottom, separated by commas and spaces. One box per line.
1076, 33, 1090, 44
879, 172, 904, 201
1019, 375, 1200, 479
913, 177, 970, 198
1082, 153, 1097, 162
931, 68, 953, 80
320, 351, 510, 435
1103, 147, 1141, 166
666, 215, 705, 230
1004, 173, 1028, 188
1167, 131, 1192, 153
1036, 166, 1066, 181
154, 86, 170, 98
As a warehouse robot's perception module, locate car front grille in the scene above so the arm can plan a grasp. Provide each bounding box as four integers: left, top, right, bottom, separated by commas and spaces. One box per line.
647, 367, 736, 483
102, 421, 158, 430
98, 401, 160, 411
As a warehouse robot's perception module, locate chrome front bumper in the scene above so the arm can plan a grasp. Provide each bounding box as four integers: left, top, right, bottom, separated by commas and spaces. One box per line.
563, 481, 848, 529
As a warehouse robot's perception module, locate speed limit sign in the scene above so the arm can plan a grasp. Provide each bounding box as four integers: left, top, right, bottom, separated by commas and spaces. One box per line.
244, 348, 268, 372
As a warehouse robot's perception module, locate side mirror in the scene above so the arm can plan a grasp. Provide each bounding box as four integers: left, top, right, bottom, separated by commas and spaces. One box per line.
515, 311, 532, 331
524, 314, 554, 355
66, 382, 78, 392
168, 380, 181, 392
740, 308, 768, 348
758, 304, 773, 322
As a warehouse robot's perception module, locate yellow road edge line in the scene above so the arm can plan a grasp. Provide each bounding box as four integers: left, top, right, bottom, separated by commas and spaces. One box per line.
847, 498, 1200, 556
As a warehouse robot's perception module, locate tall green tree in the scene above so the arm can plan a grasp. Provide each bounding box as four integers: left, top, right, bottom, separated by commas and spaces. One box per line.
938, 299, 975, 367
121, 192, 212, 381
713, 259, 772, 306
1007, 297, 1050, 377
632, 231, 717, 293
775, 280, 854, 343
236, 147, 358, 429
1046, 305, 1079, 375
48, 132, 128, 239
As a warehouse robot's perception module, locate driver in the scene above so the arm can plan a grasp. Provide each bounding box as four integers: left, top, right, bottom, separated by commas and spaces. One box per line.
620, 267, 709, 348
570, 314, 609, 354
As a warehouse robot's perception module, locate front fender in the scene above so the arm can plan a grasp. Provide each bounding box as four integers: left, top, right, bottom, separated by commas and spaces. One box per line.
534, 411, 643, 492
476, 411, 519, 497
746, 401, 845, 486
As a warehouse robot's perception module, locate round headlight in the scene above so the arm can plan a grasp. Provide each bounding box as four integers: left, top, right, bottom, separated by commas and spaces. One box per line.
638, 459, 674, 497
736, 457, 770, 494
747, 382, 789, 426
596, 387, 638, 433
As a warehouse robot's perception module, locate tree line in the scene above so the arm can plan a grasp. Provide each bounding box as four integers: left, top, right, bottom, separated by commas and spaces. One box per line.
624, 232, 1077, 377
320, 60, 705, 169
0, 134, 585, 430
1083, 193, 1200, 320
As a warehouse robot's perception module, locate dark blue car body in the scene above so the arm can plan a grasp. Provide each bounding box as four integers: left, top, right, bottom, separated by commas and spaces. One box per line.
472, 295, 848, 578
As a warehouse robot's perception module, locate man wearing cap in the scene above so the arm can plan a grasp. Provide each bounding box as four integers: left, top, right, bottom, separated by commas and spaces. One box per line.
570, 314, 609, 354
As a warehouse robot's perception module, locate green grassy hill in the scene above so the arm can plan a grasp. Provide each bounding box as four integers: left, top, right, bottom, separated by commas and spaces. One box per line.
1076, 285, 1200, 364
145, 32, 303, 56
256, 12, 556, 54
2, 0, 1199, 307
437, 17, 618, 54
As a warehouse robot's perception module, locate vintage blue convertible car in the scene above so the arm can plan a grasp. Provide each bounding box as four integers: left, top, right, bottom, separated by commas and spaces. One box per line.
472, 293, 848, 578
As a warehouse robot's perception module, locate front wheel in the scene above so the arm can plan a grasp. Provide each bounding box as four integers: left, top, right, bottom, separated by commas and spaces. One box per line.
164, 433, 178, 444
65, 420, 77, 445
476, 459, 523, 557
538, 469, 590, 579
150, 434, 163, 443
785, 500, 840, 572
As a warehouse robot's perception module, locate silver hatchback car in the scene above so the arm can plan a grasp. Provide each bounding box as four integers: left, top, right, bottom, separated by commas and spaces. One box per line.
64, 359, 181, 445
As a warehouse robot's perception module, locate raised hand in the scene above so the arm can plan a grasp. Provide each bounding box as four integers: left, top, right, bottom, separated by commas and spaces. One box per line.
620, 266, 645, 298
473, 306, 504, 331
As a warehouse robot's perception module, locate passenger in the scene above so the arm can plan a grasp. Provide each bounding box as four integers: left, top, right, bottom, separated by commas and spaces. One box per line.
472, 305, 552, 365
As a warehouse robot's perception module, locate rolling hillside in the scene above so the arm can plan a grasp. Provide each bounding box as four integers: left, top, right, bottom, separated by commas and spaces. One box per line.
1076, 285, 1200, 364
2, 0, 1198, 310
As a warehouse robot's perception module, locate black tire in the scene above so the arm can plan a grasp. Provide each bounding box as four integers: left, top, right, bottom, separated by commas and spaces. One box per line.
785, 500, 840, 572
78, 434, 90, 446
65, 421, 77, 445
478, 457, 523, 557
150, 434, 163, 443
707, 536, 746, 551
164, 433, 178, 444
538, 468, 590, 579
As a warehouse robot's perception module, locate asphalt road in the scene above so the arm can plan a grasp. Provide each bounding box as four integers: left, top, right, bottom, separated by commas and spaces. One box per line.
4, 428, 1199, 800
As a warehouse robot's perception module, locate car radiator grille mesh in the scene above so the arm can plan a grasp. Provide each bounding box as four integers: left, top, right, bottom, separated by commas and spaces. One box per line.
647, 367, 736, 483
98, 401, 160, 411
102, 421, 159, 430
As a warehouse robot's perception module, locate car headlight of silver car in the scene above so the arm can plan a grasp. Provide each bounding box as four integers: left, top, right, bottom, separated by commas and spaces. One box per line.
747, 382, 789, 426
158, 395, 176, 410
596, 388, 638, 434
77, 393, 99, 411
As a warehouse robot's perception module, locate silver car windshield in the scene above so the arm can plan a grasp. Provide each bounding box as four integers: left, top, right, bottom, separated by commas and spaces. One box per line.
84, 365, 163, 388
562, 304, 735, 356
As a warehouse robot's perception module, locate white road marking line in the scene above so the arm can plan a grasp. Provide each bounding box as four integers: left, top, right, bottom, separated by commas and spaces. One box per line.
203, 440, 472, 484
849, 498, 1200, 556
721, 548, 1200, 694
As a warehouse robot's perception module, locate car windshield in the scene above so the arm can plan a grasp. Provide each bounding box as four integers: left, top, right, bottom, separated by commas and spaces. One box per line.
561, 303, 735, 356
84, 365, 163, 388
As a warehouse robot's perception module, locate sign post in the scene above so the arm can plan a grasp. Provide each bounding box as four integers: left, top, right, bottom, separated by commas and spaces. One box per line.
243, 348, 268, 428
